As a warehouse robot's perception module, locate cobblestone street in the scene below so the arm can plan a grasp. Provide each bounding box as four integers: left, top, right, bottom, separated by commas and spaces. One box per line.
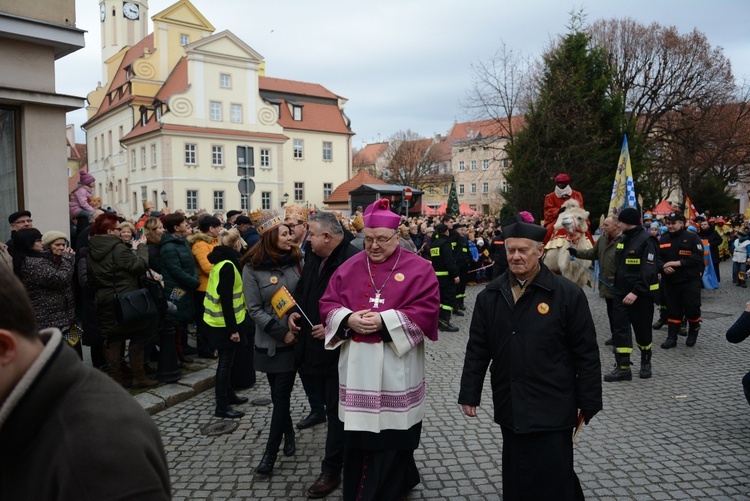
153, 260, 750, 500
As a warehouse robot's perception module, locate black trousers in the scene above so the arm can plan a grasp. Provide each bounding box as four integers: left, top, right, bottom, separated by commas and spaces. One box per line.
604, 297, 615, 336
299, 371, 325, 414
500, 426, 584, 501
437, 276, 456, 312
192, 291, 211, 354
664, 280, 701, 324
612, 294, 654, 353
265, 371, 296, 454
305, 372, 344, 473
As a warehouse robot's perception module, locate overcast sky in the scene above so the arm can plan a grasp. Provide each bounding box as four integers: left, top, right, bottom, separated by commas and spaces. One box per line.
59, 0, 750, 147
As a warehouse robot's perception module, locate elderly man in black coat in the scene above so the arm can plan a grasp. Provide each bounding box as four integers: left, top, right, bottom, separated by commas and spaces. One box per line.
458, 215, 602, 501
289, 211, 360, 498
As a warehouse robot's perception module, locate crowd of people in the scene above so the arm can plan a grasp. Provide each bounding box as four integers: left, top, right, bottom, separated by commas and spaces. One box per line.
4, 170, 750, 500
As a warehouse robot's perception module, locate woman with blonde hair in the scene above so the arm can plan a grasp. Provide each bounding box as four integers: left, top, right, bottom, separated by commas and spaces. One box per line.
117, 221, 136, 246
242, 210, 302, 474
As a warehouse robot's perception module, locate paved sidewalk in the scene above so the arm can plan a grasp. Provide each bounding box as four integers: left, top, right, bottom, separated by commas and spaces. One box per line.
148, 259, 750, 500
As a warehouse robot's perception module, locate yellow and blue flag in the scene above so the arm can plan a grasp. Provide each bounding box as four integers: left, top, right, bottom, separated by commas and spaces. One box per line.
608, 135, 637, 216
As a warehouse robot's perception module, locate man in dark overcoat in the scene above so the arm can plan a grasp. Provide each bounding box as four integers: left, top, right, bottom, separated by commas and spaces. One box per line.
289, 211, 360, 498
458, 216, 602, 501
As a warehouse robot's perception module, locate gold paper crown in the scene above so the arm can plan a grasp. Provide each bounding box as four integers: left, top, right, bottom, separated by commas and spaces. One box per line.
351, 213, 364, 231
249, 209, 284, 236
284, 204, 309, 223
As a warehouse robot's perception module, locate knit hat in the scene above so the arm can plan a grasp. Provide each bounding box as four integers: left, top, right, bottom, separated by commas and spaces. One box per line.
249, 208, 284, 236
555, 173, 570, 184
42, 230, 68, 247
79, 171, 95, 185
363, 199, 400, 229
618, 207, 640, 226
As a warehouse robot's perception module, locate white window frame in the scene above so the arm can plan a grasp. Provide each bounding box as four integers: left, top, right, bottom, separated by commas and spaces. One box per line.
293, 106, 302, 121
294, 182, 304, 202
209, 101, 222, 121
261, 191, 271, 210
260, 148, 271, 169
140, 147, 146, 170
185, 144, 197, 165
230, 104, 242, 123
459, 184, 465, 195
180, 34, 189, 46
323, 182, 333, 199
470, 183, 477, 194
458, 160, 465, 172
293, 139, 304, 160
151, 144, 157, 167
482, 159, 489, 170
131, 149, 136, 171
322, 141, 332, 161
211, 145, 224, 167
240, 194, 249, 211
470, 160, 477, 171
482, 182, 489, 193
443, 186, 449, 195
219, 73, 231, 89
186, 190, 198, 211
213, 190, 224, 211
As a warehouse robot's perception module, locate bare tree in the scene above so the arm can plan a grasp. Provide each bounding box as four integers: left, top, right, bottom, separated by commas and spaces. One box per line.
381, 130, 445, 190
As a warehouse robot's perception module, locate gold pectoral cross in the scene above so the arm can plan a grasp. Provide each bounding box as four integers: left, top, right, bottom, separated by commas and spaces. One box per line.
369, 292, 385, 308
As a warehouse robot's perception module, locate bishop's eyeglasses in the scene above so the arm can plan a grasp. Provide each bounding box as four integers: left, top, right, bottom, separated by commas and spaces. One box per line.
363, 233, 397, 246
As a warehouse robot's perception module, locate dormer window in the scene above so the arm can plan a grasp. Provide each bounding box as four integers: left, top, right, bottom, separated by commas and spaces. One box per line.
155, 107, 162, 120
293, 106, 302, 121
141, 110, 147, 126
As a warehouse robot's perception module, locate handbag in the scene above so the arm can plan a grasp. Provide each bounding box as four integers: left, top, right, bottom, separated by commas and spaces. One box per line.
111, 250, 159, 325
141, 271, 169, 313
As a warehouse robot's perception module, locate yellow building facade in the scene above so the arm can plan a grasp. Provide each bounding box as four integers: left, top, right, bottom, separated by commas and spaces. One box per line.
84, 0, 352, 217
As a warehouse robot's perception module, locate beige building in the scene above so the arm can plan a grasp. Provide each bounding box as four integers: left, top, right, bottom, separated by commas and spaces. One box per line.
0, 0, 85, 241
83, 0, 353, 218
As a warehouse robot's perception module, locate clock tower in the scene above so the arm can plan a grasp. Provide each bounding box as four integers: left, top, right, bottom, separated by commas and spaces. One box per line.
99, 0, 149, 83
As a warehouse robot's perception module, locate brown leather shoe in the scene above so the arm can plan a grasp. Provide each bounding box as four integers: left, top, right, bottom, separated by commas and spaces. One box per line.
306, 471, 341, 498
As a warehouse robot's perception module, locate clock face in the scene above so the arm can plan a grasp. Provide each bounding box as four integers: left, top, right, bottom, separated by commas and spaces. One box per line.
123, 2, 139, 20
100, 4, 106, 22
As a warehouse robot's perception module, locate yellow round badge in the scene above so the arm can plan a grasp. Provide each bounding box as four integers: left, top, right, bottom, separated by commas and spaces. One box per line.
537, 302, 550, 315
395, 273, 405, 282
270, 276, 278, 284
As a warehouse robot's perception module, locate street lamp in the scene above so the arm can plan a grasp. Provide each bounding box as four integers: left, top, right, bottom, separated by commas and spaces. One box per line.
160, 190, 168, 208
281, 192, 289, 207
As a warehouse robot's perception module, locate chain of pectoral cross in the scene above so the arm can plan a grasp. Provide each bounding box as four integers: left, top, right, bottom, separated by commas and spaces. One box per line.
365, 247, 403, 309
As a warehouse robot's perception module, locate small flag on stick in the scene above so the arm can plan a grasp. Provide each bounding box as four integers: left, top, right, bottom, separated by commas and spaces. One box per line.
270, 285, 313, 327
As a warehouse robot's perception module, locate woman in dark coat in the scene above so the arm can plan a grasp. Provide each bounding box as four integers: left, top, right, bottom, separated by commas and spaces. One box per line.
87, 213, 157, 388
204, 229, 251, 419
160, 213, 200, 364
242, 210, 302, 475
12, 228, 77, 355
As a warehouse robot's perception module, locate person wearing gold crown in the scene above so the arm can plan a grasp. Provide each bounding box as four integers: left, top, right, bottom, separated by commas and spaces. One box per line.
320, 198, 440, 500
241, 209, 302, 475
285, 205, 310, 255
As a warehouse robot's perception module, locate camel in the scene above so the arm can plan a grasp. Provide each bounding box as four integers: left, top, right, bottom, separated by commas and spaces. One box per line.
543, 199, 593, 288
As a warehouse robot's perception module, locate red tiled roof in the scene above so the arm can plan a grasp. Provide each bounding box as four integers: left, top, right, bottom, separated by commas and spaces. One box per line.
353, 142, 389, 166
85, 34, 155, 125
324, 169, 386, 204
74, 143, 87, 163
448, 117, 524, 140
428, 136, 452, 162
156, 57, 188, 101
259, 76, 341, 100
122, 122, 288, 142
68, 170, 80, 194
274, 99, 353, 135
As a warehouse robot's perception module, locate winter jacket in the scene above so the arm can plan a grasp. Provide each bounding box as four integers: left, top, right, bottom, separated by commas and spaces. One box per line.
614, 226, 659, 302
657, 229, 704, 283
732, 237, 750, 263
242, 254, 302, 373
189, 232, 218, 292
573, 233, 622, 299
0, 329, 171, 500
294, 233, 360, 375
19, 250, 75, 330
87, 234, 151, 339
458, 264, 602, 433
160, 232, 200, 322
68, 183, 95, 219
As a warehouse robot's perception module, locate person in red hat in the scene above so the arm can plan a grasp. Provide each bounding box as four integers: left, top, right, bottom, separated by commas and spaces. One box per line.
543, 173, 586, 244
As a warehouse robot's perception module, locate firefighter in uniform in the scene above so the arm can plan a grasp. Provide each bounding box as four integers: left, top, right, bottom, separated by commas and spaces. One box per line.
430, 223, 460, 332
453, 223, 471, 315
605, 208, 660, 381
657, 211, 704, 349
489, 228, 508, 279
